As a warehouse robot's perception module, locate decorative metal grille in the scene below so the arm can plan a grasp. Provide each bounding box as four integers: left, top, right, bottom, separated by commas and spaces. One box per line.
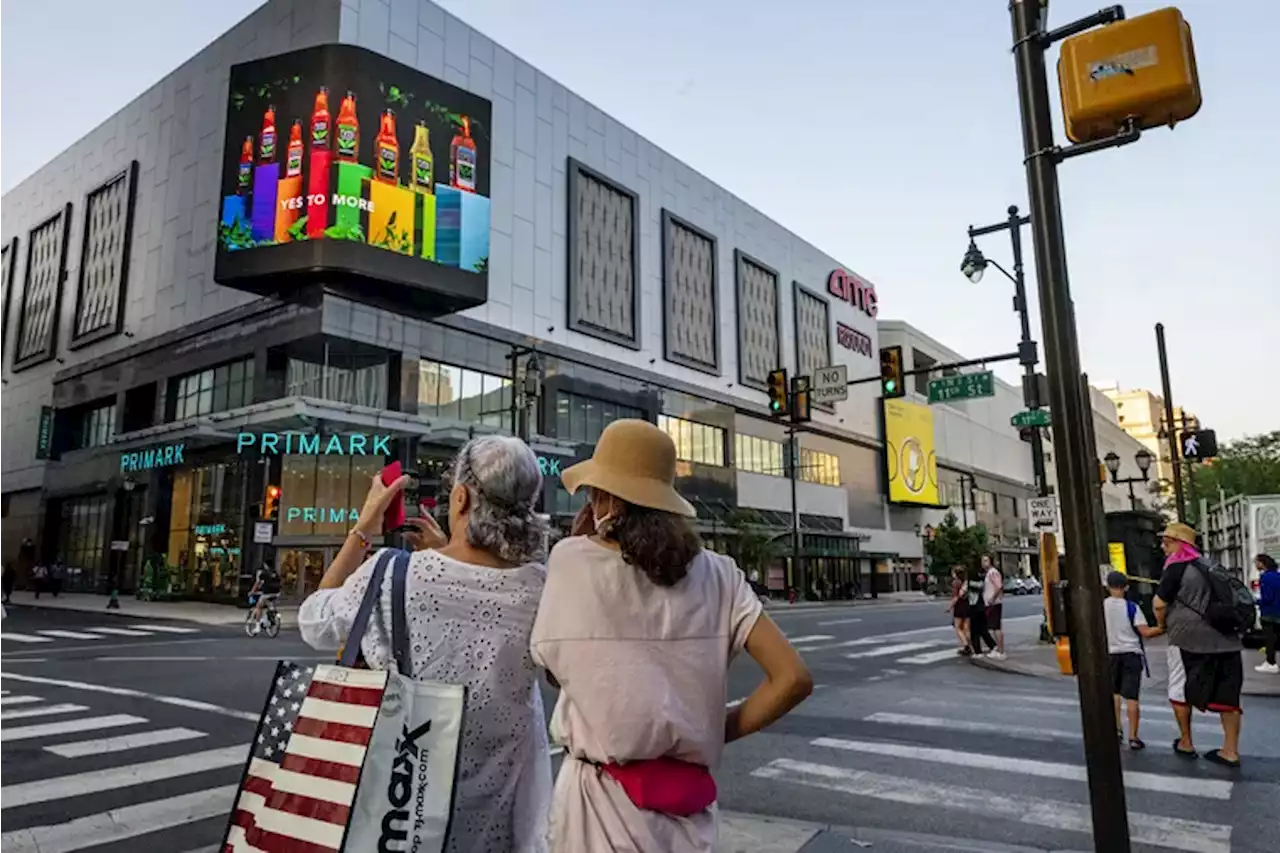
567, 159, 639, 348
794, 284, 832, 409
15, 206, 71, 368
735, 251, 780, 388
663, 211, 718, 373
2, 238, 17, 358
73, 164, 137, 344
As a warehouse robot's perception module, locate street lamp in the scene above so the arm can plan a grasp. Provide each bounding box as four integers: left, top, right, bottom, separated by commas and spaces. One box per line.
1104, 450, 1154, 510
961, 241, 987, 283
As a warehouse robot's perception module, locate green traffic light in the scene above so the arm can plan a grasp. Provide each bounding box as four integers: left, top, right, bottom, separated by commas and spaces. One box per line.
885, 380, 897, 393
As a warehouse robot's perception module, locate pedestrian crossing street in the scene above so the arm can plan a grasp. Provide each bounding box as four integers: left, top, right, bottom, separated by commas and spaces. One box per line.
787, 630, 972, 666
1, 623, 202, 645
740, 686, 1256, 853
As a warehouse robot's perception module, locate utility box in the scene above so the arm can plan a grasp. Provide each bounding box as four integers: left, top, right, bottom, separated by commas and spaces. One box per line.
1058, 7, 1202, 144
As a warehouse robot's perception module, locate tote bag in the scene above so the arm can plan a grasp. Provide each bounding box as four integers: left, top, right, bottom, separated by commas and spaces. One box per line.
222, 550, 467, 853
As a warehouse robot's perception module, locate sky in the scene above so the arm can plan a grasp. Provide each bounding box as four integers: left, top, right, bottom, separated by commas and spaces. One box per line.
2, 0, 1276, 440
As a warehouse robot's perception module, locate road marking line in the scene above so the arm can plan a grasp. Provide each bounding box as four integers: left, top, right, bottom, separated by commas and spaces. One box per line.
82, 627, 153, 637
897, 648, 965, 665
0, 783, 238, 853
797, 618, 1041, 653
864, 711, 1078, 742
1, 633, 54, 643
811, 737, 1233, 800
1, 744, 247, 808
44, 727, 210, 758
3, 637, 212, 657
816, 618, 863, 626
1, 714, 149, 743
0, 703, 90, 721
93, 656, 213, 662
752, 759, 1231, 853
35, 630, 107, 640
788, 634, 836, 644
845, 642, 939, 660
0, 695, 44, 706
901, 695, 1178, 719
0, 672, 260, 722
128, 624, 200, 633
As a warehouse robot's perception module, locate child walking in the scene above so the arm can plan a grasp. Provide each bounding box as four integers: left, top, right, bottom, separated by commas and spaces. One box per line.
1104, 571, 1163, 749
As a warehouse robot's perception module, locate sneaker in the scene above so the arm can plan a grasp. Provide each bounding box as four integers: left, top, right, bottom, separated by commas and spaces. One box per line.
986, 651, 1008, 662
1255, 662, 1280, 674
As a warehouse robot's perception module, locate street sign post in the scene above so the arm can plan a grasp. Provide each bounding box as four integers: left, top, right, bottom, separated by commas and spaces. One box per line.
254, 522, 275, 544
928, 371, 995, 404
811, 364, 849, 404
1011, 409, 1052, 428
1029, 496, 1059, 534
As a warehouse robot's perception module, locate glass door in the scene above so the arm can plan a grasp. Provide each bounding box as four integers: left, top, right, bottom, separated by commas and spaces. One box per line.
277, 548, 331, 599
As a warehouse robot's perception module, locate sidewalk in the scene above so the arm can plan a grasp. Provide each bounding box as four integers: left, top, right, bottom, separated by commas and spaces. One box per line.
2, 591, 298, 627
763, 591, 936, 610
973, 632, 1280, 698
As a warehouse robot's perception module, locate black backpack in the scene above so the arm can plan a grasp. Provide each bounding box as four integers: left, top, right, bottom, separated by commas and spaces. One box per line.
1185, 558, 1256, 637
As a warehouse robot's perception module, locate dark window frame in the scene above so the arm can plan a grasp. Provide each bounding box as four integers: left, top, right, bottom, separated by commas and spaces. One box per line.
13, 204, 73, 372
660, 208, 720, 376
733, 249, 783, 392
792, 281, 834, 413
565, 157, 642, 350
70, 160, 140, 350
1, 236, 19, 367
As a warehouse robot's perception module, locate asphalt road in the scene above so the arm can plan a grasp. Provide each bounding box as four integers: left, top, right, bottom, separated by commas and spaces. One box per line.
3, 595, 1277, 852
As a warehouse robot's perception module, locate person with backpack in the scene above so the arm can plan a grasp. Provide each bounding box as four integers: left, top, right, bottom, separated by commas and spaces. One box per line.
1153, 522, 1251, 768
1104, 571, 1163, 750
1256, 553, 1280, 674
246, 559, 282, 635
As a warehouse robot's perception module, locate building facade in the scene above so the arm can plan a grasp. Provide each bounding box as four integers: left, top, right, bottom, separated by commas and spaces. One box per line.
1, 0, 926, 603
1098, 383, 1199, 518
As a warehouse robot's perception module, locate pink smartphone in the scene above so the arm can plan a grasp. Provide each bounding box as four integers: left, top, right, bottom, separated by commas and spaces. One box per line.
381, 461, 406, 531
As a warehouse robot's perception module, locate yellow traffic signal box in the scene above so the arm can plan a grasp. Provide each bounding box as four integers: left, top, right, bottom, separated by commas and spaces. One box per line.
1058, 7, 1201, 144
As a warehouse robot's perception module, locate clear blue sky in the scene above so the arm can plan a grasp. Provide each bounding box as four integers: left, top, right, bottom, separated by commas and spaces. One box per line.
3, 0, 1275, 440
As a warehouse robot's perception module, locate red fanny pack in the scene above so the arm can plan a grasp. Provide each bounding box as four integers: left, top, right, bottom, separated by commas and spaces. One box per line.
600, 757, 717, 816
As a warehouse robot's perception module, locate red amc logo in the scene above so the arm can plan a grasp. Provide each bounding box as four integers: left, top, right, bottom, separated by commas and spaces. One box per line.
827, 268, 878, 319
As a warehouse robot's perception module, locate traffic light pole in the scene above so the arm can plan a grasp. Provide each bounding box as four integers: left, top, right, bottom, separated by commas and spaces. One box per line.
1155, 322, 1187, 524
1009, 1, 1131, 849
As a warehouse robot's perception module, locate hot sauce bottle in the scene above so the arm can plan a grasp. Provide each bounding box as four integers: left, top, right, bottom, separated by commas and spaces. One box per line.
285, 121, 304, 177
310, 87, 331, 153
375, 109, 400, 184
449, 116, 477, 193
237, 136, 253, 193
335, 92, 359, 163
259, 105, 277, 164
409, 122, 433, 193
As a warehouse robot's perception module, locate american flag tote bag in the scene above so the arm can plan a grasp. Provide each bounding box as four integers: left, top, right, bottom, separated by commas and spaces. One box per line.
222, 550, 467, 853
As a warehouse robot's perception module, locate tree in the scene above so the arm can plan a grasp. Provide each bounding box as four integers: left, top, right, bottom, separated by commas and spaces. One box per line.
725, 510, 784, 579
923, 512, 991, 578
1186, 430, 1280, 522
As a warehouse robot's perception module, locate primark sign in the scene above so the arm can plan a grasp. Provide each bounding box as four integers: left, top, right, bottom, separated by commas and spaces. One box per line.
236, 432, 394, 456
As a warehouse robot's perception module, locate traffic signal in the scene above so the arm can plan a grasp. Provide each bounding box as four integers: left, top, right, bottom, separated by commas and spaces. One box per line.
264, 484, 281, 521
879, 346, 905, 398
791, 376, 811, 424
767, 368, 789, 418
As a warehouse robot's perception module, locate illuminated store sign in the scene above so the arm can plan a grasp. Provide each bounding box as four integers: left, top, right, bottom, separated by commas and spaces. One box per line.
120, 443, 186, 473
827, 268, 878, 319
236, 432, 393, 456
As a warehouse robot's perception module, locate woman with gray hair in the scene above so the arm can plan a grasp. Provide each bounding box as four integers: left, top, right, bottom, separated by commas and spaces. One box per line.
299, 435, 552, 852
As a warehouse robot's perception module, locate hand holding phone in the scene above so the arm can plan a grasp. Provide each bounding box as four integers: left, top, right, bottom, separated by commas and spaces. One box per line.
380, 462, 407, 532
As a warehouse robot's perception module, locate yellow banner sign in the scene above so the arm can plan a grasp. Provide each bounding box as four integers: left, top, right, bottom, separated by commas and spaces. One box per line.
884, 399, 939, 506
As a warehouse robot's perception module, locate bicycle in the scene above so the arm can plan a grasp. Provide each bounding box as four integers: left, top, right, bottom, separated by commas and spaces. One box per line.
244, 594, 281, 638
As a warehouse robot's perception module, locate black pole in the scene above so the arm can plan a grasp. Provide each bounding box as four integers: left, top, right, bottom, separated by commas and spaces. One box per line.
1009, 2, 1131, 849
1007, 205, 1049, 498
788, 429, 804, 597
1156, 323, 1186, 523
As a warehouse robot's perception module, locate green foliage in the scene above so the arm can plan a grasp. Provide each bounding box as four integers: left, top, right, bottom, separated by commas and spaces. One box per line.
231, 75, 303, 112
725, 510, 782, 576
473, 256, 489, 274
421, 99, 488, 139
380, 82, 413, 109
324, 222, 366, 242
1188, 431, 1280, 522
219, 217, 269, 251
286, 216, 310, 242
371, 211, 412, 253
923, 512, 991, 577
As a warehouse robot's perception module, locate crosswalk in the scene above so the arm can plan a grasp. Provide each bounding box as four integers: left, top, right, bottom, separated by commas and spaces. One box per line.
1, 623, 201, 645
789, 631, 969, 667
742, 686, 1251, 853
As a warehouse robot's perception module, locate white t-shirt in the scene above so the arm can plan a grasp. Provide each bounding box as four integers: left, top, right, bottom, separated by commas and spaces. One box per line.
983, 567, 1002, 605
1104, 595, 1147, 654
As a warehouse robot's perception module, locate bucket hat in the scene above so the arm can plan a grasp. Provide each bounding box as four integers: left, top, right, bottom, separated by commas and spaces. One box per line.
1159, 521, 1197, 546
561, 419, 696, 518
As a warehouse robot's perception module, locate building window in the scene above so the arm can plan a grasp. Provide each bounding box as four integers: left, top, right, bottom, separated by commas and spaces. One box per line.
62, 494, 111, 593
72, 162, 138, 347
278, 454, 383, 538
1009, 496, 1020, 517
419, 359, 513, 431
799, 448, 841, 487
973, 489, 995, 515
567, 159, 640, 349
735, 251, 781, 390
1, 237, 17, 363
658, 414, 725, 466
555, 390, 642, 444
735, 433, 786, 477
71, 401, 117, 450
172, 358, 255, 421
662, 210, 719, 374
287, 353, 388, 409
793, 284, 832, 410
167, 461, 248, 599
913, 350, 937, 396
14, 204, 72, 370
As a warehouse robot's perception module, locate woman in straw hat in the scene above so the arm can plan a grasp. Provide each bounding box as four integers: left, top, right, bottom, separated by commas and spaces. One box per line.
531, 419, 813, 852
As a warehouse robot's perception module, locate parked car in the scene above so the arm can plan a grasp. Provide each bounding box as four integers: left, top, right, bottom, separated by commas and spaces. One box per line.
1003, 577, 1029, 595
1023, 577, 1043, 595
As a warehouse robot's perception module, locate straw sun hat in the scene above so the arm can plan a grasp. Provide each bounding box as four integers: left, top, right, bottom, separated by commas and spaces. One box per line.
1159, 521, 1197, 546
560, 419, 696, 518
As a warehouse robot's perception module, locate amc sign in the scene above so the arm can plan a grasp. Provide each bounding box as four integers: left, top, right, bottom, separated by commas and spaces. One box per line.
827, 268, 878, 319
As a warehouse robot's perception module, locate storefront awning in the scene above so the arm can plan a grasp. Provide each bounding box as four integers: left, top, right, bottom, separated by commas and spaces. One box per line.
689, 498, 870, 540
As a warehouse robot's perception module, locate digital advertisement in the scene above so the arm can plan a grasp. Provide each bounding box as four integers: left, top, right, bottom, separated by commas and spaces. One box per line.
882, 398, 940, 506
214, 44, 492, 315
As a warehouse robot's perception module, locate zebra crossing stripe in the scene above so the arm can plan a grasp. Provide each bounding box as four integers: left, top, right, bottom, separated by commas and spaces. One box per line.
0, 695, 44, 706
845, 642, 938, 660
45, 727, 209, 758
81, 627, 151, 637
128, 624, 200, 634
35, 630, 106, 640
787, 634, 836, 644
0, 784, 238, 853
0, 714, 149, 743
811, 737, 1233, 800
0, 704, 90, 722
864, 712, 1079, 742
752, 759, 1232, 853
0, 633, 54, 644
897, 648, 964, 665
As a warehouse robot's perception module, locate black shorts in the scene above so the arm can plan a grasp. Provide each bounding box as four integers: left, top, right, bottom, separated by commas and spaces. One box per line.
986, 603, 1003, 630
1110, 652, 1143, 700
1176, 649, 1244, 714
954, 598, 970, 619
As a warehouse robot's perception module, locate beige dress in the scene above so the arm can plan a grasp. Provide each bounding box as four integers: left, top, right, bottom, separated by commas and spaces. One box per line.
530, 536, 763, 853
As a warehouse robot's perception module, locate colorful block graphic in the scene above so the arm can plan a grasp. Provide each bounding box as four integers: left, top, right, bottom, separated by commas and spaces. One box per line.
435, 185, 491, 272
275, 176, 303, 243
250, 164, 280, 242
306, 150, 333, 239
368, 181, 416, 255
415, 192, 437, 261
333, 162, 373, 236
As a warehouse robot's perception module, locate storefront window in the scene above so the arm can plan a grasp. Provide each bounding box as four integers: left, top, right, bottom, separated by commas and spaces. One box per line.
658, 414, 725, 467
279, 454, 384, 536
287, 355, 387, 408
165, 461, 246, 599
735, 434, 785, 477
172, 359, 254, 421
61, 495, 111, 592
556, 391, 642, 443
69, 401, 117, 449
799, 448, 841, 487
419, 359, 512, 430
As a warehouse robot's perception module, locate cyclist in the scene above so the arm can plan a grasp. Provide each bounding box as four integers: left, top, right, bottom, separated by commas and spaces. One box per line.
247, 560, 282, 635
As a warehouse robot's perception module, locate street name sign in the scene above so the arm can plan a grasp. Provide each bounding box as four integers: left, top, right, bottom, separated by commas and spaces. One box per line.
928, 371, 995, 404
1028, 496, 1059, 534
811, 364, 849, 404
1011, 409, 1052, 428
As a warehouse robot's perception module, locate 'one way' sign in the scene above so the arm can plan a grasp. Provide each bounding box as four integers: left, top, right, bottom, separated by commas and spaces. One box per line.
1180, 429, 1219, 461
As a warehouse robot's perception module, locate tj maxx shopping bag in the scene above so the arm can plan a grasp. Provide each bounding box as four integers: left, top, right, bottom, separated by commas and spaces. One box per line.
222, 549, 467, 853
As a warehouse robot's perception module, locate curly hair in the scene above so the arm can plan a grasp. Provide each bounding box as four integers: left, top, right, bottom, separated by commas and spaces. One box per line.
602, 501, 703, 587
452, 436, 548, 565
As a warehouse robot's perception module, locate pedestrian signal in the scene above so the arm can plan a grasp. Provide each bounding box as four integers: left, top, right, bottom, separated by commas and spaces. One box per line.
767, 369, 789, 417
879, 346, 905, 398
264, 484, 281, 521
791, 376, 811, 424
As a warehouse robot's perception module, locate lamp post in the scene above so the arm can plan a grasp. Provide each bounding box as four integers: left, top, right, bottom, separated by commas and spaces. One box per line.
513, 350, 543, 441
914, 522, 935, 589
961, 205, 1047, 499
1104, 448, 1155, 511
